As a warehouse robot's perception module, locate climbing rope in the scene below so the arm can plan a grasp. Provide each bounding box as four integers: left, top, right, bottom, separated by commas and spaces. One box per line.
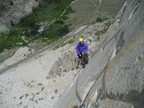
75, 16, 126, 108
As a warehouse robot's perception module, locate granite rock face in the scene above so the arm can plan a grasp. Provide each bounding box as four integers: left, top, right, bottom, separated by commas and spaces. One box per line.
0, 0, 38, 32
54, 0, 144, 108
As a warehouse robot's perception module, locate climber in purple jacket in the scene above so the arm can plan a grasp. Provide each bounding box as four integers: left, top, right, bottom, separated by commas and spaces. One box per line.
76, 38, 89, 68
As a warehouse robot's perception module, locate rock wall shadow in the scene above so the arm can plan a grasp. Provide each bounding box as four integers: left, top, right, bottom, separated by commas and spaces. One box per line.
107, 89, 144, 108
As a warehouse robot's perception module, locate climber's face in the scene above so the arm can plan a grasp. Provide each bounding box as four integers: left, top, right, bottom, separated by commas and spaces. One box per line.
80, 41, 84, 45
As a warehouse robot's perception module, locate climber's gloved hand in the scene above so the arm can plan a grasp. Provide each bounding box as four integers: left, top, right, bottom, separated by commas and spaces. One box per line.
77, 54, 82, 58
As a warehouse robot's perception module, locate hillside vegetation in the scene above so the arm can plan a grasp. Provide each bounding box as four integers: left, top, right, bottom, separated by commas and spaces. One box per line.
0, 0, 74, 53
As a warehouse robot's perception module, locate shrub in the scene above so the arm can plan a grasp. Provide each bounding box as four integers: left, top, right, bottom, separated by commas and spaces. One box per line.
96, 17, 103, 22
0, 0, 75, 52
56, 25, 69, 37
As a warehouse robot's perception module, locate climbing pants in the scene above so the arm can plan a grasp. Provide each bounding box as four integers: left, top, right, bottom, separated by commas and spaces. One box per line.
77, 54, 88, 68
81, 53, 88, 66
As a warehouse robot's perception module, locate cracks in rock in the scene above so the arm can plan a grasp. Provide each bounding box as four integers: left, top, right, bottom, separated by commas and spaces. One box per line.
47, 51, 77, 79
115, 30, 125, 54
74, 42, 117, 108
102, 27, 123, 50
128, 0, 141, 22
72, 27, 125, 108
10, 0, 14, 5
107, 89, 144, 108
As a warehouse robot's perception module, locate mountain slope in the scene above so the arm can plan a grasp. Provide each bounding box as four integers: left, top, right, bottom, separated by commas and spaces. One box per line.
54, 0, 144, 107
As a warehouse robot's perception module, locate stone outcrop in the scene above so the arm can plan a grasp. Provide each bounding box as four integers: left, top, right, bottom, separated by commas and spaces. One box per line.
47, 51, 77, 79
46, 19, 112, 79
0, 0, 38, 32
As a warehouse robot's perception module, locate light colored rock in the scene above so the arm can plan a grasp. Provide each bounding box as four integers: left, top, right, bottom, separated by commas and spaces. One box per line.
0, 23, 9, 32
54, 0, 144, 108
0, 47, 33, 69
0, 0, 39, 32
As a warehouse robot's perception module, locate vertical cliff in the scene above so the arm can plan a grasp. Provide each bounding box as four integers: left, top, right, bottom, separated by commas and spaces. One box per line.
54, 0, 144, 108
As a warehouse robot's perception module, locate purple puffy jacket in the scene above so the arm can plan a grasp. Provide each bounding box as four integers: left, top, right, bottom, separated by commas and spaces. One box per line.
76, 42, 88, 55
